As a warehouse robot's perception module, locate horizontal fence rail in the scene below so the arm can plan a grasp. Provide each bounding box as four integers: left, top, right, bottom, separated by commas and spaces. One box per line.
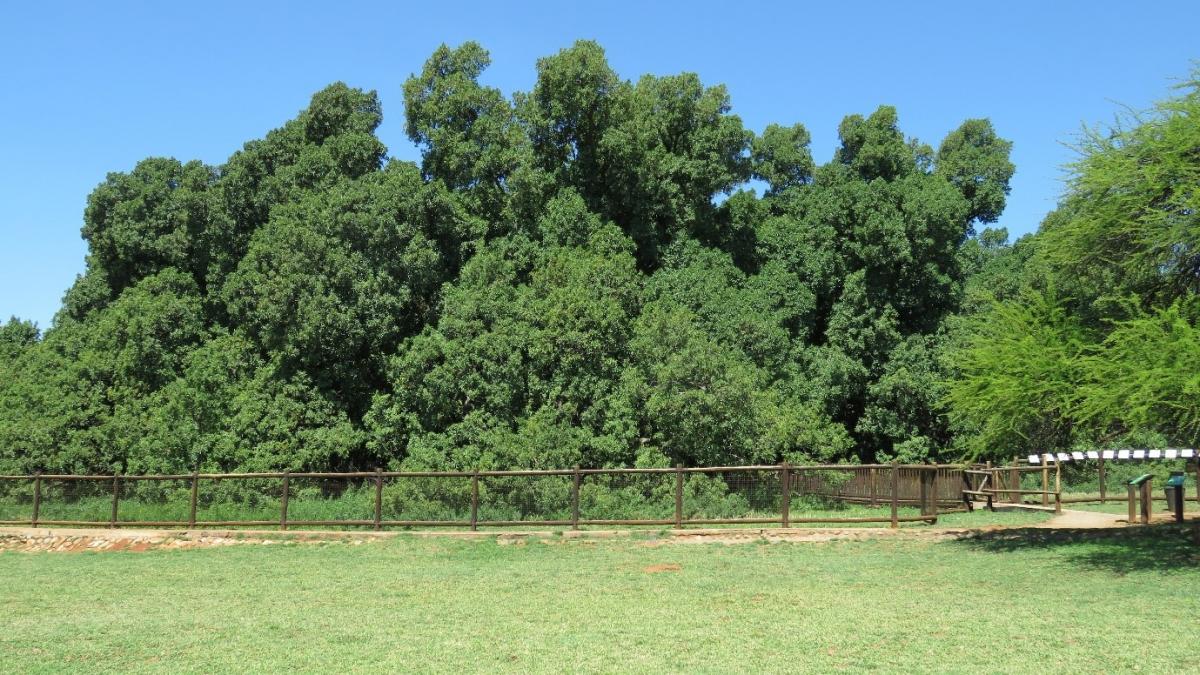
0, 464, 967, 532
960, 456, 1200, 515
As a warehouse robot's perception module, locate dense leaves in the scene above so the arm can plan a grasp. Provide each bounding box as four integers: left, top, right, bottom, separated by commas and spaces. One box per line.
1, 42, 1016, 474
947, 71, 1200, 459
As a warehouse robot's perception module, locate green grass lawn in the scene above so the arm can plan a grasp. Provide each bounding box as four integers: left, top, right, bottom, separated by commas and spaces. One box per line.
2, 524, 1197, 673
1069, 501, 1145, 515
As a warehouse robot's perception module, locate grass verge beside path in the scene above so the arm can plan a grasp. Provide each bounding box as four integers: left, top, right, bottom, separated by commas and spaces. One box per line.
2, 523, 1197, 673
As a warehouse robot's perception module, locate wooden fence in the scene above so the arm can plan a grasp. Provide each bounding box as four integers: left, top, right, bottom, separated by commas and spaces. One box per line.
0, 463, 964, 531
984, 457, 1200, 506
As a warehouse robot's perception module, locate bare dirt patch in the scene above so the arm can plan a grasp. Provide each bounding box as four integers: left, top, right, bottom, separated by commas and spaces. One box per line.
4, 515, 1152, 553
649, 527, 980, 546
0, 529, 372, 553
1, 533, 243, 553
642, 563, 682, 573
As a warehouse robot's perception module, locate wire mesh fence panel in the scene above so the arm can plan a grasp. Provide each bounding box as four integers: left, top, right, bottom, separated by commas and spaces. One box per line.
118, 477, 192, 524
792, 468, 878, 514
807, 467, 866, 503
195, 477, 284, 525
791, 468, 860, 505
381, 475, 471, 523
286, 476, 375, 526
682, 470, 780, 522
580, 471, 674, 522
37, 478, 114, 523
0, 477, 33, 521
478, 474, 573, 524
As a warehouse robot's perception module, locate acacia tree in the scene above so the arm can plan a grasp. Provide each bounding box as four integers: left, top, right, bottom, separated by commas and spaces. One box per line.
947, 71, 1200, 458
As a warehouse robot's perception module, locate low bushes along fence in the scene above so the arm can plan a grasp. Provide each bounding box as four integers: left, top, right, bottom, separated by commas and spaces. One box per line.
0, 464, 963, 531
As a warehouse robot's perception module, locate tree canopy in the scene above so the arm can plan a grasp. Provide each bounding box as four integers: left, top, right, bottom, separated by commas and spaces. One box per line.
946, 70, 1200, 460
1, 40, 1019, 474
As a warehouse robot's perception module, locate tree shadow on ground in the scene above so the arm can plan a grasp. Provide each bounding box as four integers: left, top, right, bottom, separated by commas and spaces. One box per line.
953, 524, 1200, 575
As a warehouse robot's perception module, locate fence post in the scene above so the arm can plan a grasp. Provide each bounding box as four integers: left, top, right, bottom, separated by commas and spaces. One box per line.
570, 467, 580, 530
374, 468, 384, 532
1098, 458, 1107, 502
919, 467, 929, 516
1041, 456, 1049, 506
1009, 459, 1019, 504
1194, 460, 1199, 505
280, 472, 289, 531
110, 473, 120, 528
869, 467, 878, 506
188, 471, 199, 529
926, 468, 936, 521
890, 462, 899, 529
470, 471, 479, 531
31, 472, 41, 527
780, 463, 791, 528
984, 460, 994, 511
1054, 461, 1061, 506
674, 464, 684, 529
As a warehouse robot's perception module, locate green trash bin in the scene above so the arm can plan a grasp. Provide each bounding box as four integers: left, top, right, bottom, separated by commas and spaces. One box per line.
1165, 472, 1186, 523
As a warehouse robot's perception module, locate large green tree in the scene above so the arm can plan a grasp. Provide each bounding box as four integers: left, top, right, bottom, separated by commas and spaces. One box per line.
947, 71, 1200, 459
754, 106, 1013, 460
1, 42, 1017, 476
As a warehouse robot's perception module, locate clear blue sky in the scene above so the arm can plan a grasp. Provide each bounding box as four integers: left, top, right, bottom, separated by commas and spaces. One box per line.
2, 1, 1197, 329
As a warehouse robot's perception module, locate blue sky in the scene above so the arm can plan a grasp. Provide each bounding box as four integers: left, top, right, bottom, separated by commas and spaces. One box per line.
2, 1, 1197, 329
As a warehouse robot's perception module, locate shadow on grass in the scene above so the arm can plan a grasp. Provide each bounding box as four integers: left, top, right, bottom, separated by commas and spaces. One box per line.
953, 524, 1200, 575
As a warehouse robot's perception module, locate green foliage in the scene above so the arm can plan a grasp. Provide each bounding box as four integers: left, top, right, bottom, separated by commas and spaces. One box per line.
518, 41, 621, 205
947, 69, 1200, 458
81, 158, 216, 299
365, 233, 643, 471
2, 42, 1021, 482
0, 318, 39, 357
751, 103, 1011, 460
404, 42, 524, 224
1077, 300, 1200, 443
858, 334, 952, 463
1039, 74, 1200, 302
518, 41, 754, 270
936, 119, 1015, 226
751, 123, 814, 192
946, 288, 1088, 459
